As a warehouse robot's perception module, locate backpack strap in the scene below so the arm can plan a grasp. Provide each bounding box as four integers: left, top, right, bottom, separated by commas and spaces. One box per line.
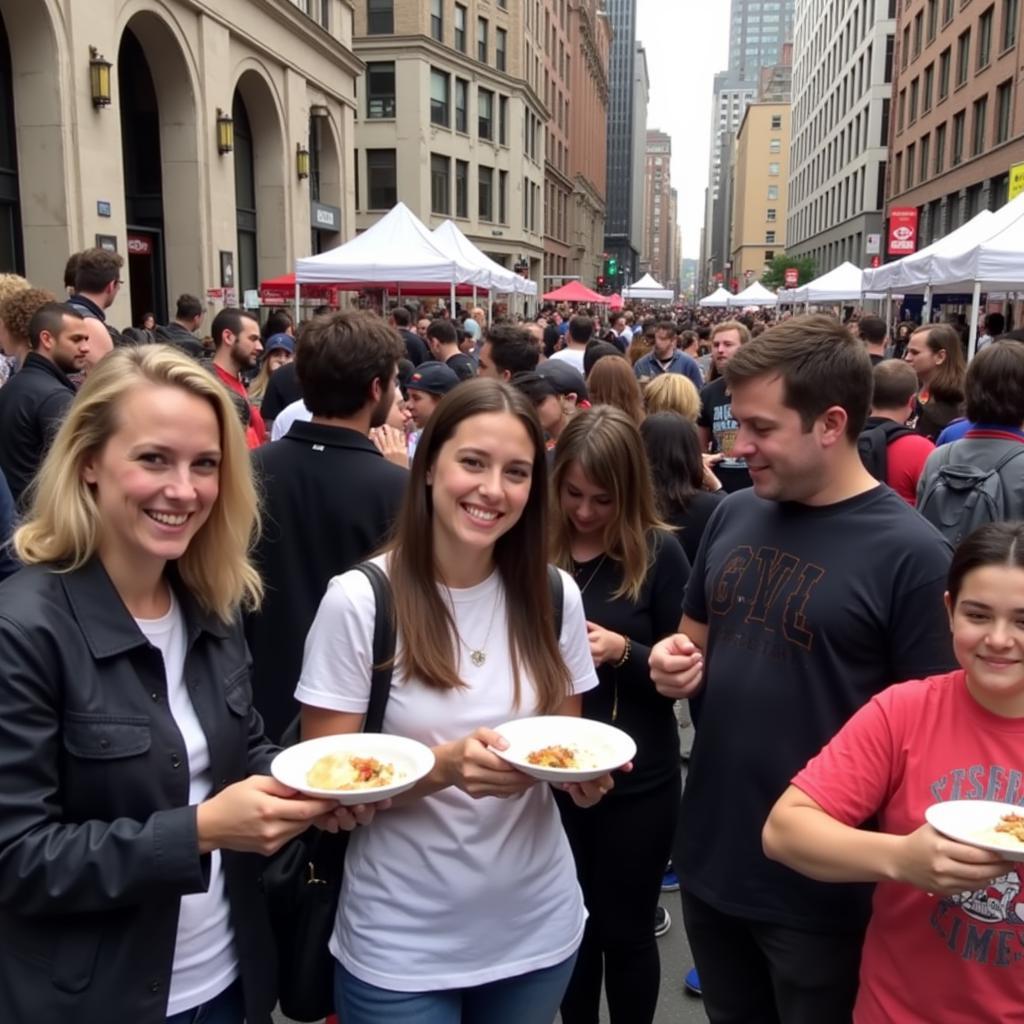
352, 561, 397, 733
547, 564, 564, 643
992, 443, 1024, 475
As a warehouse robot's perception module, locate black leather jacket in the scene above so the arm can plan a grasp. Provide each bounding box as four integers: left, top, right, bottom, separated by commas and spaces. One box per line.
0, 558, 280, 1023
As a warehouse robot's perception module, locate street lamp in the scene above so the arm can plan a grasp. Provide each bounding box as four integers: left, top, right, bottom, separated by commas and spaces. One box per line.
216, 108, 234, 155
296, 143, 311, 180
89, 47, 112, 108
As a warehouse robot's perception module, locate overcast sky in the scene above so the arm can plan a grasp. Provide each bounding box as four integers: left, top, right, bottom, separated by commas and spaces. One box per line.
636, 1, 730, 260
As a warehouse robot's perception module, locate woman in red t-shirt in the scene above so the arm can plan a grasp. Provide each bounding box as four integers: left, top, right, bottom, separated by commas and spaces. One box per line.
763, 522, 1024, 1024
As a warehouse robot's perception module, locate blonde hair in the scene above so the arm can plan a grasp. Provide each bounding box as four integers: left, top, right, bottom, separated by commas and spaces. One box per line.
0, 273, 29, 309
643, 372, 701, 421
15, 345, 262, 621
588, 356, 645, 426
551, 405, 667, 602
248, 356, 274, 405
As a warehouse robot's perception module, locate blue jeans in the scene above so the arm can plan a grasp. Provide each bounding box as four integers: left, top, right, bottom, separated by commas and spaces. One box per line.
165, 979, 244, 1024
334, 953, 578, 1024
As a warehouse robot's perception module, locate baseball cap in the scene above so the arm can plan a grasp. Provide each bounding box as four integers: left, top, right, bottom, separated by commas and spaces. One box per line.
407, 360, 460, 397
264, 332, 294, 355
536, 360, 588, 402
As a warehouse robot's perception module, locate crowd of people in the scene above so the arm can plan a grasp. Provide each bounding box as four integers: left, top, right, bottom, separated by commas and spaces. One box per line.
0, 246, 1022, 1024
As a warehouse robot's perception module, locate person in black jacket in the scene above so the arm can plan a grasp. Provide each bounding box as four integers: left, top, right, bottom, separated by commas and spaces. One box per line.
0, 301, 88, 503
551, 406, 690, 1024
155, 294, 206, 358
0, 345, 360, 1024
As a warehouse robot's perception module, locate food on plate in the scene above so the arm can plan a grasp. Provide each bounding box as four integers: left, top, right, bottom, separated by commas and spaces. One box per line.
527, 745, 581, 769
975, 812, 1024, 850
306, 753, 396, 791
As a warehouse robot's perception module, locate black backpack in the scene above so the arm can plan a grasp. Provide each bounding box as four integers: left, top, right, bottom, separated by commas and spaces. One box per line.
857, 418, 916, 483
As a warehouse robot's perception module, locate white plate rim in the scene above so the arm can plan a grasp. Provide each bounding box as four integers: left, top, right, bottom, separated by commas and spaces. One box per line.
925, 799, 1024, 861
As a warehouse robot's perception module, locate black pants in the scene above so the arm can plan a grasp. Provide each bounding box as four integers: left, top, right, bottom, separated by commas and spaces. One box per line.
680, 889, 864, 1024
557, 774, 681, 1024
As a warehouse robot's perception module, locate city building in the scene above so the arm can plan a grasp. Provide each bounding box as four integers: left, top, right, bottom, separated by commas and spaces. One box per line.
886, 0, 1024, 249
786, 0, 895, 274
353, 0, 547, 292
730, 100, 791, 282
602, 0, 645, 284
0, 0, 361, 326
567, 0, 611, 288
701, 0, 795, 291
642, 129, 678, 287
542, 0, 573, 287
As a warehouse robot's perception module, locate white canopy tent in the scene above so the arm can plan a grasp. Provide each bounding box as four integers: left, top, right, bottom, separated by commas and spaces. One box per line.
623, 273, 675, 302
294, 202, 479, 314
697, 285, 733, 308
727, 280, 778, 307
431, 220, 537, 295
780, 262, 865, 303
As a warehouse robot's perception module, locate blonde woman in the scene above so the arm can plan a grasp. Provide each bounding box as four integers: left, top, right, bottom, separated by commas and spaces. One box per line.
0, 345, 352, 1024
587, 355, 645, 426
551, 406, 690, 1024
642, 372, 701, 422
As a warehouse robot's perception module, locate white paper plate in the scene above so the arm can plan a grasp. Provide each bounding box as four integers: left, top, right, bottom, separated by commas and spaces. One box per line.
491, 716, 636, 783
271, 734, 435, 805
925, 800, 1024, 862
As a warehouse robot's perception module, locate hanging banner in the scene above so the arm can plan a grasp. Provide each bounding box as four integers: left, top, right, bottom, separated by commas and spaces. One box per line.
888, 207, 918, 255
784, 267, 799, 287
1010, 161, 1024, 200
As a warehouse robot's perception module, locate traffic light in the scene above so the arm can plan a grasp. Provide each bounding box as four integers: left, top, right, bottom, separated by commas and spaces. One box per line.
597, 275, 606, 290
607, 257, 618, 277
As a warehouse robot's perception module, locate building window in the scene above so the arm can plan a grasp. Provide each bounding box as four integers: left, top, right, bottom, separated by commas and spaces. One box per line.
366, 149, 397, 208
430, 0, 443, 41
935, 121, 947, 172
431, 154, 450, 214
938, 47, 951, 99
765, 230, 776, 244
499, 169, 508, 223
766, 208, 777, 222
1003, 0, 1019, 50
499, 95, 508, 145
927, 0, 938, 41
477, 17, 488, 63
920, 134, 931, 180
765, 250, 775, 262
769, 138, 781, 153
455, 78, 468, 133
478, 165, 493, 220
905, 143, 916, 188
366, 62, 395, 119
956, 30, 971, 87
913, 11, 923, 56
430, 69, 450, 127
996, 78, 1013, 143
478, 87, 493, 140
943, 0, 954, 24
901, 25, 910, 68
972, 94, 988, 155
454, 3, 467, 51
771, 114, 782, 129
978, 6, 994, 68
496, 28, 507, 72
367, 0, 393, 34
768, 161, 780, 175
952, 109, 965, 165
923, 63, 934, 112
767, 184, 779, 200
910, 78, 920, 123
455, 160, 469, 217
898, 88, 906, 131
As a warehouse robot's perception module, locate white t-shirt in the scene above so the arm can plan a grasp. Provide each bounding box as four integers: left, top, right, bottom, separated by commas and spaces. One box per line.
270, 398, 312, 441
548, 347, 587, 374
295, 559, 598, 992
135, 593, 238, 1016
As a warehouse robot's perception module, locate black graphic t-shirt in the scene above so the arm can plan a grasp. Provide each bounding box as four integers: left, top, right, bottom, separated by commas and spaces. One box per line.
677, 485, 956, 930
698, 377, 751, 493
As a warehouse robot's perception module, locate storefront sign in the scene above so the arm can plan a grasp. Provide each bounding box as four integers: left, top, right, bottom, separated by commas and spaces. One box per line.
1010, 161, 1024, 200
206, 288, 224, 303
311, 201, 341, 231
887, 207, 918, 255
95, 234, 117, 252
97, 201, 112, 218
784, 267, 799, 287
866, 233, 881, 255
127, 233, 153, 256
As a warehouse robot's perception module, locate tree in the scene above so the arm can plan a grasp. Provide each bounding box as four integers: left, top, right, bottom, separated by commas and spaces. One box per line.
760, 255, 816, 290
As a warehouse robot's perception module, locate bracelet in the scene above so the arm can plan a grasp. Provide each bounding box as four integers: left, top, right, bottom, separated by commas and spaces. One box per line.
613, 635, 631, 668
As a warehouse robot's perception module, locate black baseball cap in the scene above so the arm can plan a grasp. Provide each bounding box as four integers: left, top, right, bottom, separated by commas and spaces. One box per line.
407, 360, 460, 397
536, 360, 588, 402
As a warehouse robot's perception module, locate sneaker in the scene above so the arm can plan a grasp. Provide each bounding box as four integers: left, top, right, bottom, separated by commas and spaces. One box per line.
683, 967, 702, 997
654, 906, 672, 938
661, 867, 680, 892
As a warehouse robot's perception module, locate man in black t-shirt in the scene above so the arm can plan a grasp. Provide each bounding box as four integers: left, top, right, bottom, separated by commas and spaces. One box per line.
650, 316, 954, 1023
426, 319, 476, 381
698, 320, 752, 493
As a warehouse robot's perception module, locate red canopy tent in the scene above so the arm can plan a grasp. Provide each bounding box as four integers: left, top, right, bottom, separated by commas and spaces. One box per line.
542, 281, 608, 304
608, 293, 624, 309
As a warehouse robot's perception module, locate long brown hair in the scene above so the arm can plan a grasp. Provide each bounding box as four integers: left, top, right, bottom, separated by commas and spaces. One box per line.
387, 378, 571, 713
588, 355, 645, 426
915, 323, 966, 406
551, 405, 667, 602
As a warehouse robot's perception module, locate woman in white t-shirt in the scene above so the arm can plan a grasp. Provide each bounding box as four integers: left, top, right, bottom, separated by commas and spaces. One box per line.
0, 345, 351, 1024
299, 378, 619, 1024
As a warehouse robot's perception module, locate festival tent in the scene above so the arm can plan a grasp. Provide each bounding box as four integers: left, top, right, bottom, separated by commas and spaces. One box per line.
542, 280, 607, 303
782, 262, 867, 303
727, 280, 778, 307
622, 273, 674, 302
431, 220, 537, 295
608, 293, 624, 309
697, 285, 733, 308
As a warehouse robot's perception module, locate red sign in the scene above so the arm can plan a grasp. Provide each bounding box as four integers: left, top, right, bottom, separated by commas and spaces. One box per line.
784, 267, 799, 287
870, 255, 881, 268
887, 207, 918, 255
127, 233, 153, 256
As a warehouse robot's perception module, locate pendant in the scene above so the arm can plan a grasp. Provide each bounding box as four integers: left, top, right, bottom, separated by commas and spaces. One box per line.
470, 649, 487, 667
